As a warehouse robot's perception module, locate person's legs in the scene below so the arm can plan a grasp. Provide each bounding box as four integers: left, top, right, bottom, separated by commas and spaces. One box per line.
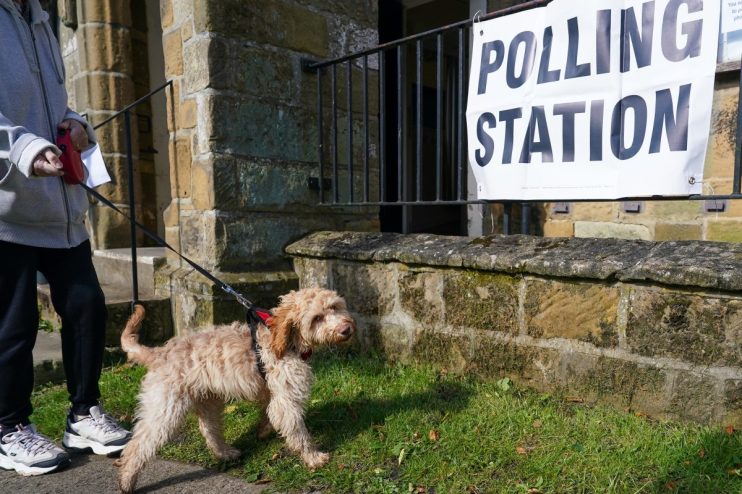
0, 240, 39, 429
0, 241, 70, 475
39, 240, 107, 415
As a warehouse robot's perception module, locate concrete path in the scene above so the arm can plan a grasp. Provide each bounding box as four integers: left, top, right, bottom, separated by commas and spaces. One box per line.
0, 452, 268, 494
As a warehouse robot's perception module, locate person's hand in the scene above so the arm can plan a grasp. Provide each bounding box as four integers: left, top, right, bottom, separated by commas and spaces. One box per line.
58, 119, 89, 151
32, 148, 64, 177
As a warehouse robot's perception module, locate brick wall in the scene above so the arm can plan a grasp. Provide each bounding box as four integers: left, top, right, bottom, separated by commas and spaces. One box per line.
288, 231, 742, 426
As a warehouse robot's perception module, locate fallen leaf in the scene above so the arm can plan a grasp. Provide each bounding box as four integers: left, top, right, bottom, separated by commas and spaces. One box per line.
255, 478, 271, 485
466, 486, 479, 493
532, 419, 543, 429
528, 489, 542, 494
224, 404, 237, 414
565, 396, 584, 403
727, 468, 741, 477
428, 429, 440, 442
516, 446, 529, 455
663, 480, 678, 491
413, 431, 421, 440
271, 452, 280, 461
398, 448, 406, 465
338, 463, 346, 470
697, 448, 705, 458
725, 425, 736, 435
634, 411, 649, 418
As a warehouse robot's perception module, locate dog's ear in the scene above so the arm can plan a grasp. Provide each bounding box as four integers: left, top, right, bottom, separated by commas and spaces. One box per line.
268, 300, 296, 359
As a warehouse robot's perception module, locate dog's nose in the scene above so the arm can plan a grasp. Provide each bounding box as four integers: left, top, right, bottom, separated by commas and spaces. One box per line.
339, 325, 354, 339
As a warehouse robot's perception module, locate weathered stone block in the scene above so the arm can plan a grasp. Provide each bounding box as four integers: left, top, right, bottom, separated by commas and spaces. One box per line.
81, 0, 131, 26
193, 0, 329, 57
76, 73, 134, 111
542, 220, 574, 238
723, 379, 742, 427
81, 25, 132, 74
293, 257, 332, 288
653, 223, 702, 241
160, 0, 174, 29
178, 97, 197, 129
574, 221, 652, 241
667, 372, 725, 424
706, 83, 738, 181
645, 200, 702, 222
468, 336, 561, 388
442, 271, 519, 333
330, 262, 395, 317
626, 288, 741, 367
524, 280, 619, 347
398, 268, 444, 326
560, 353, 667, 411
569, 202, 616, 222
706, 220, 742, 243
163, 29, 183, 77
204, 96, 316, 162
411, 329, 471, 373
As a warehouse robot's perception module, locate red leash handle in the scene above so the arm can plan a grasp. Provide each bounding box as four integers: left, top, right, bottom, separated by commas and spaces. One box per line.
56, 128, 85, 185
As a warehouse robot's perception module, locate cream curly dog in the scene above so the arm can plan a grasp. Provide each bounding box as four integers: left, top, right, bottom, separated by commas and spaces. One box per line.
114, 288, 356, 493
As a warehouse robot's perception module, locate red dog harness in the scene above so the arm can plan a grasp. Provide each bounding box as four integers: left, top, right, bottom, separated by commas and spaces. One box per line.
247, 307, 312, 379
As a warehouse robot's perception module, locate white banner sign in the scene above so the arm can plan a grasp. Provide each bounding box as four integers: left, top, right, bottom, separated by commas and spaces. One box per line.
466, 0, 720, 200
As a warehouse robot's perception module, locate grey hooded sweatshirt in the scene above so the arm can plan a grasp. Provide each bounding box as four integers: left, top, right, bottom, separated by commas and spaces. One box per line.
0, 0, 96, 248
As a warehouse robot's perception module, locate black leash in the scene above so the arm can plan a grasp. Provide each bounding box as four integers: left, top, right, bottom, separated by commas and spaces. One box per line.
79, 182, 258, 313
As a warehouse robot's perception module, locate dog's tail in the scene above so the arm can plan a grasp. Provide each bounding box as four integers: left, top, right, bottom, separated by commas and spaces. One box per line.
121, 304, 155, 366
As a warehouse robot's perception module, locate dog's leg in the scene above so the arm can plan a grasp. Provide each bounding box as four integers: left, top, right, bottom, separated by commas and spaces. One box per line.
256, 396, 275, 439
194, 398, 241, 460
267, 396, 329, 469
115, 387, 191, 494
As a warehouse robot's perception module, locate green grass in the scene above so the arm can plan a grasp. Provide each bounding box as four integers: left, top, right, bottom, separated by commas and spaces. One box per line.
31, 351, 740, 493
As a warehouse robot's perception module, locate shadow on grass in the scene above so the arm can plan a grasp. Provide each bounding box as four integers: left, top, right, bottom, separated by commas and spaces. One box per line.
652, 428, 741, 493
230, 350, 473, 457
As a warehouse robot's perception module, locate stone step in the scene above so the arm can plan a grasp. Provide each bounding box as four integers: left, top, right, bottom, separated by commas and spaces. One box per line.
93, 247, 168, 299
37, 282, 174, 348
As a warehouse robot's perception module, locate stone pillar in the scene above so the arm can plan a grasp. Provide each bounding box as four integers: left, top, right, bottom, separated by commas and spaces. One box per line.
57, 0, 159, 249
158, 0, 380, 332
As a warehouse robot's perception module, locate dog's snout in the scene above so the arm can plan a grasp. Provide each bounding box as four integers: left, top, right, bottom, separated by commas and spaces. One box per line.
339, 324, 354, 339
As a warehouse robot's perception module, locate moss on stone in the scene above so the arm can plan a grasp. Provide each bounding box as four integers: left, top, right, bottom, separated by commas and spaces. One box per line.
443, 270, 519, 333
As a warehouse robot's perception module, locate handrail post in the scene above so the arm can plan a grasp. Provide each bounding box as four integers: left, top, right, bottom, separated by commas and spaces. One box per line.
124, 109, 139, 305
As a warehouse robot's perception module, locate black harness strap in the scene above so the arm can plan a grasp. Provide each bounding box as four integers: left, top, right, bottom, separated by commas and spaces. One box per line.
246, 307, 272, 378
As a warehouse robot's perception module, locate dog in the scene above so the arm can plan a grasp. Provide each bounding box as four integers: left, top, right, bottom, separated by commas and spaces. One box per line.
114, 287, 356, 493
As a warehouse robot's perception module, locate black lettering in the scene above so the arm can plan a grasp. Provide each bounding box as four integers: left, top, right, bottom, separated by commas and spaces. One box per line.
621, 1, 655, 72
566, 17, 591, 78
538, 26, 561, 83
650, 83, 691, 152
662, 0, 703, 62
477, 41, 505, 95
611, 95, 648, 159
590, 100, 605, 161
507, 31, 537, 88
475, 112, 497, 166
554, 102, 587, 162
596, 10, 612, 74
520, 106, 553, 163
499, 108, 523, 164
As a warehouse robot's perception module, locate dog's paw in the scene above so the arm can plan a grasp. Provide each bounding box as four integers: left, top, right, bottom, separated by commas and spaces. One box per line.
256, 422, 275, 440
217, 446, 242, 461
302, 451, 329, 470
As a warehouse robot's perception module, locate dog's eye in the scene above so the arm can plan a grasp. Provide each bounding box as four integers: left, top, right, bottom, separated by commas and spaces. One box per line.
313, 315, 324, 324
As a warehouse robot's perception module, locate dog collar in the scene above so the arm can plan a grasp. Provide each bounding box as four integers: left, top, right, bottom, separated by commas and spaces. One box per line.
248, 308, 272, 379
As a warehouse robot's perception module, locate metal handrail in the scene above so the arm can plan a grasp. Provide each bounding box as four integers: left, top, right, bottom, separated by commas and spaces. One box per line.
89, 80, 172, 304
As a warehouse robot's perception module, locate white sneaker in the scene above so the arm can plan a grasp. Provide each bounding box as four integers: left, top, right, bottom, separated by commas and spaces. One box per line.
62, 406, 131, 455
0, 424, 70, 476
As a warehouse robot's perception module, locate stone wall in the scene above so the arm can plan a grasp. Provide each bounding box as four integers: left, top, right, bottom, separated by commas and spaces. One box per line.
57, 0, 159, 248
158, 0, 380, 332
287, 231, 742, 426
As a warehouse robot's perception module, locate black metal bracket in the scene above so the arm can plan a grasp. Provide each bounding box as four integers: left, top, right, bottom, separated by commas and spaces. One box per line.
301, 58, 320, 73
622, 201, 643, 214
553, 202, 571, 214
308, 177, 332, 191
705, 199, 727, 213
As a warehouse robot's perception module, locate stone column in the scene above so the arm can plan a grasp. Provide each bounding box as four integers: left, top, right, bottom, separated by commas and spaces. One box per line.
58, 0, 155, 248
158, 0, 380, 332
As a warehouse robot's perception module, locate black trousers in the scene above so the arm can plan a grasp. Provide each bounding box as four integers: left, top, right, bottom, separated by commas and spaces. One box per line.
0, 239, 107, 427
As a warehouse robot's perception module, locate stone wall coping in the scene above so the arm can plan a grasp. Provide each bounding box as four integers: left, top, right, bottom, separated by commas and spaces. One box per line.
286, 231, 742, 292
